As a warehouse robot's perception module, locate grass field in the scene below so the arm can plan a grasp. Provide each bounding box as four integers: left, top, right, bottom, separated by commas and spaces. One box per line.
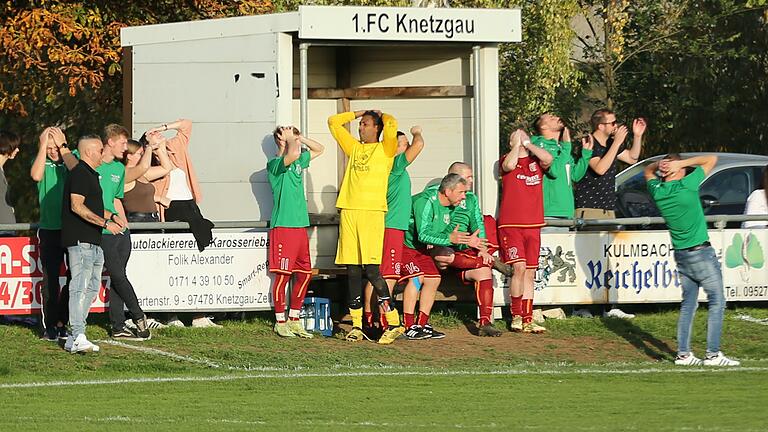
1, 305, 767, 431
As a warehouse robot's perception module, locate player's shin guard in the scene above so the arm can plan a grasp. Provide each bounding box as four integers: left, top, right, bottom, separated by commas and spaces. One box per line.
476, 279, 494, 327
271, 273, 290, 322
288, 271, 311, 321
522, 298, 534, 324
451, 253, 484, 269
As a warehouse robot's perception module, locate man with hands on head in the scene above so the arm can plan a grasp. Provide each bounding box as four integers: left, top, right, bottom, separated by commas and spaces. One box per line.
328, 109, 404, 344
267, 125, 325, 338
645, 154, 739, 367
498, 128, 553, 334
30, 127, 79, 341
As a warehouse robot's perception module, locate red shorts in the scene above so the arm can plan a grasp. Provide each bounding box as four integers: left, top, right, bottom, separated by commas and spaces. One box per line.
268, 227, 311, 274
398, 246, 441, 283
498, 226, 541, 269
448, 248, 492, 284
380, 228, 405, 279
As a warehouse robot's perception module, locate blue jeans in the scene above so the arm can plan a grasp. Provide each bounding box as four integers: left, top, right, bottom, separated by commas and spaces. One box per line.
67, 242, 104, 337
673, 246, 725, 356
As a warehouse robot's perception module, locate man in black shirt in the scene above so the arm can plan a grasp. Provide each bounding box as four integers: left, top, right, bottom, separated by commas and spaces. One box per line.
574, 109, 646, 220
62, 135, 121, 354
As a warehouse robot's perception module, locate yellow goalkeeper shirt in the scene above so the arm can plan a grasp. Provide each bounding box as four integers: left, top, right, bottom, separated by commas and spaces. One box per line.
328, 111, 398, 211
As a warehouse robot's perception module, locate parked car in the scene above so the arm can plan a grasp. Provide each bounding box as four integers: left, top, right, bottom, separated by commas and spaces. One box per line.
615, 153, 768, 220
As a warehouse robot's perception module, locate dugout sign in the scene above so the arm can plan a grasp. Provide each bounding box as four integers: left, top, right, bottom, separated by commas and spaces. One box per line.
127, 232, 273, 312
298, 5, 522, 43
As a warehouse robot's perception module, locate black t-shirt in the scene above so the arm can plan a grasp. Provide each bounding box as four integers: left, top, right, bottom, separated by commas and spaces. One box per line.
62, 160, 104, 247
574, 136, 621, 210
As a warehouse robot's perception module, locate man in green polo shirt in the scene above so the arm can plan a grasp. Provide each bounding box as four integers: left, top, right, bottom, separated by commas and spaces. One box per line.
532, 113, 594, 226
30, 126, 78, 341
267, 126, 325, 338
645, 154, 739, 367
96, 124, 153, 341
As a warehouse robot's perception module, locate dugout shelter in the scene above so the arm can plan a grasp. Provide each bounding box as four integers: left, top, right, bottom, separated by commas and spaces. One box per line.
120, 5, 522, 268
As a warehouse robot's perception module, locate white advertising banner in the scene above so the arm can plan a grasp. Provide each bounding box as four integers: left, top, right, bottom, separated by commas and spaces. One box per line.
493, 229, 768, 305
298, 5, 522, 43
127, 232, 274, 312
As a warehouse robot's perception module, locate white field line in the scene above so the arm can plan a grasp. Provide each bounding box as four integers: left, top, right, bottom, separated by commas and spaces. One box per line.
735, 314, 768, 326
97, 340, 226, 369
3, 366, 768, 389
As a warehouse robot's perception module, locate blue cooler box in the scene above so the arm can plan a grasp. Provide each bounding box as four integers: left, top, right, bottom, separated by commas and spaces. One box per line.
300, 297, 333, 337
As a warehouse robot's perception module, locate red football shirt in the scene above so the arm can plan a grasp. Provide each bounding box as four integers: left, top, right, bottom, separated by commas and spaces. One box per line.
498, 154, 545, 227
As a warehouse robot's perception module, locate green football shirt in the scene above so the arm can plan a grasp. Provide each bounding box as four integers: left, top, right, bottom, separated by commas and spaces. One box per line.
384, 153, 412, 230
267, 151, 310, 228
36, 150, 79, 230
96, 159, 125, 235
404, 186, 455, 249
647, 166, 709, 249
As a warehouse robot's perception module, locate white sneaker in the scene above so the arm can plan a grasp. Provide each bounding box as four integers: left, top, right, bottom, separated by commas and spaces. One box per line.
124, 319, 137, 330
604, 308, 635, 319
145, 318, 167, 329
166, 317, 185, 327
191, 316, 222, 328
70, 334, 100, 354
674, 353, 703, 366
64, 335, 74, 352
572, 308, 593, 318
703, 352, 740, 367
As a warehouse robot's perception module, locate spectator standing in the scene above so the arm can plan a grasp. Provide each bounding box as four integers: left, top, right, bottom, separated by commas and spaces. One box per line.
30, 127, 78, 340
645, 154, 739, 366
97, 124, 151, 340
267, 126, 325, 338
574, 109, 646, 220
0, 130, 20, 233
327, 110, 403, 345
498, 129, 553, 333
532, 113, 593, 229
62, 136, 121, 353
743, 165, 768, 229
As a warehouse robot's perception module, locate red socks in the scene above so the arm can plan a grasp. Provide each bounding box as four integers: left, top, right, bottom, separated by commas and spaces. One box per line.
476, 279, 494, 326
288, 271, 311, 317
417, 311, 430, 327
272, 273, 290, 322
522, 298, 534, 324
510, 295, 523, 317
364, 311, 374, 328
404, 313, 415, 328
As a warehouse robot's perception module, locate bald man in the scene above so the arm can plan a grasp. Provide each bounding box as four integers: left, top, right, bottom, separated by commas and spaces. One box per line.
62, 135, 121, 354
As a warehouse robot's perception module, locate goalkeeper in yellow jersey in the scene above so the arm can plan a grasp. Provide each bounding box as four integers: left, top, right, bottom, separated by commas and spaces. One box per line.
328, 110, 403, 344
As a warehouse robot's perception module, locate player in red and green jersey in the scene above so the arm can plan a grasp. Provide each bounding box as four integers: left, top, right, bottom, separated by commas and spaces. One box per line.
399, 173, 474, 339
498, 129, 553, 334
267, 126, 325, 338
363, 126, 425, 337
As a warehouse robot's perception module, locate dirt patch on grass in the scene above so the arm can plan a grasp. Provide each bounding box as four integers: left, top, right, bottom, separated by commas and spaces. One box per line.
332, 323, 675, 366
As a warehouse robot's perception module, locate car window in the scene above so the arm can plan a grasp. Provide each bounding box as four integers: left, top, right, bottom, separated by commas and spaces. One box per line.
700, 167, 752, 204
